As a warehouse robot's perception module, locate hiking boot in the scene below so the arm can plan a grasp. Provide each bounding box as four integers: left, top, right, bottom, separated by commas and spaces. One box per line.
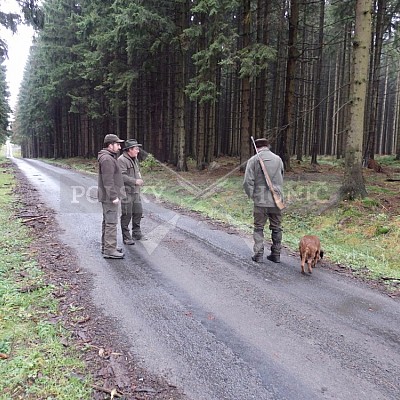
132, 234, 148, 241
267, 254, 280, 263
251, 254, 263, 263
123, 239, 135, 245
101, 247, 122, 254
103, 250, 125, 259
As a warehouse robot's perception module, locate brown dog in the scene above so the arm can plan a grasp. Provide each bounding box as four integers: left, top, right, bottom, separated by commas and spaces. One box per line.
299, 235, 324, 274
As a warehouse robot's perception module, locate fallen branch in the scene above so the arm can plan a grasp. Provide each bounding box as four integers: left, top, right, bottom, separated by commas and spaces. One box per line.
134, 387, 159, 394
17, 214, 40, 218
91, 385, 123, 398
22, 215, 48, 223
381, 276, 400, 282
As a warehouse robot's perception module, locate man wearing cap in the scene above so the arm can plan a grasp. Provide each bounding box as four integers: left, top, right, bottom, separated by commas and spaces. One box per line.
118, 139, 145, 244
98, 134, 126, 259
243, 138, 284, 263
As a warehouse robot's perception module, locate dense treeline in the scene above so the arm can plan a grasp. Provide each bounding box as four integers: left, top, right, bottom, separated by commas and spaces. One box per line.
0, 0, 43, 144
10, 0, 400, 169
0, 3, 18, 144
0, 63, 11, 143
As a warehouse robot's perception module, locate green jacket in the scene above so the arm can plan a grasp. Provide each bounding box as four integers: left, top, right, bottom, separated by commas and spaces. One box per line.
117, 152, 142, 196
243, 148, 284, 207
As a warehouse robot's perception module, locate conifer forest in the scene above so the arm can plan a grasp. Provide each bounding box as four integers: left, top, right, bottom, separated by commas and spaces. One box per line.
1, 0, 400, 176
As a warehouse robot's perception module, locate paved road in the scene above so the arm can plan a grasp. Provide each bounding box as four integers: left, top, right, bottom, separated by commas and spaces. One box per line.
14, 158, 400, 400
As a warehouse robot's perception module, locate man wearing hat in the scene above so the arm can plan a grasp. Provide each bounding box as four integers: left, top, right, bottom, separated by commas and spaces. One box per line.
97, 134, 126, 259
243, 138, 284, 263
118, 139, 145, 244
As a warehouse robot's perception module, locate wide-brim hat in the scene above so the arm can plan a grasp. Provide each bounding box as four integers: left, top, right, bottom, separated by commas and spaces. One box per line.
123, 139, 142, 150
104, 134, 124, 145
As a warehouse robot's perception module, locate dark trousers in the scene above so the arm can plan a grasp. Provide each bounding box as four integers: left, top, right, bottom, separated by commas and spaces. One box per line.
121, 193, 143, 240
101, 202, 119, 253
253, 205, 282, 256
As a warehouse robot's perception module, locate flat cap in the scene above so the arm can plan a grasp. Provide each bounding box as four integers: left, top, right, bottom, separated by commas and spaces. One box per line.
104, 134, 124, 144
255, 138, 270, 148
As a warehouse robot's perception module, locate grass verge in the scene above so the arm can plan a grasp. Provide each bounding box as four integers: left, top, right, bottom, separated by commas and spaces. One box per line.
0, 157, 92, 399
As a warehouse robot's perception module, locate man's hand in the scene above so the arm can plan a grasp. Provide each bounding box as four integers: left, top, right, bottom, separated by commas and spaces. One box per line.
112, 198, 120, 204
136, 179, 144, 186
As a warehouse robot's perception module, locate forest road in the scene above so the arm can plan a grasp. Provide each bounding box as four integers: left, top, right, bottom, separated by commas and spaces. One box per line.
13, 158, 400, 400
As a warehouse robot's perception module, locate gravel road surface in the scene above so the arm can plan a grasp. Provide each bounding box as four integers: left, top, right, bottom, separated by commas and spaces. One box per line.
14, 158, 400, 400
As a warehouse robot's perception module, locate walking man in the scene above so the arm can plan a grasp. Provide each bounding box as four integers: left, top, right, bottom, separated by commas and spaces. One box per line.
98, 134, 126, 259
243, 138, 284, 263
118, 139, 145, 244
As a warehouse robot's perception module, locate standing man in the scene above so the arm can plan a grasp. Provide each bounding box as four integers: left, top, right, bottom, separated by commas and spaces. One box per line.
118, 139, 145, 244
243, 138, 284, 263
98, 134, 126, 259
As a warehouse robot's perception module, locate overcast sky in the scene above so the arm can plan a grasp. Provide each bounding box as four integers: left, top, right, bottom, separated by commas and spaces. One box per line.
1, 0, 35, 113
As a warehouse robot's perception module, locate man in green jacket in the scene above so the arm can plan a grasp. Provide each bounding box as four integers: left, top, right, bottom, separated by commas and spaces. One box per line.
98, 134, 126, 259
243, 138, 284, 263
118, 139, 145, 244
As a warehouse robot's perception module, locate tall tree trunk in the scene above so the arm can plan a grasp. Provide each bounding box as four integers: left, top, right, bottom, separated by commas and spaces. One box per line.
269, 4, 286, 148
324, 61, 333, 155
206, 101, 216, 163
175, 0, 188, 172
255, 0, 266, 138
296, 58, 305, 162
311, 0, 325, 165
296, 13, 308, 162
340, 0, 372, 200
126, 85, 134, 139
337, 23, 352, 159
232, 66, 240, 156
197, 102, 206, 170
394, 68, 400, 159
166, 54, 174, 162
379, 61, 389, 154
365, 0, 386, 161
280, 0, 299, 170
239, 0, 251, 170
